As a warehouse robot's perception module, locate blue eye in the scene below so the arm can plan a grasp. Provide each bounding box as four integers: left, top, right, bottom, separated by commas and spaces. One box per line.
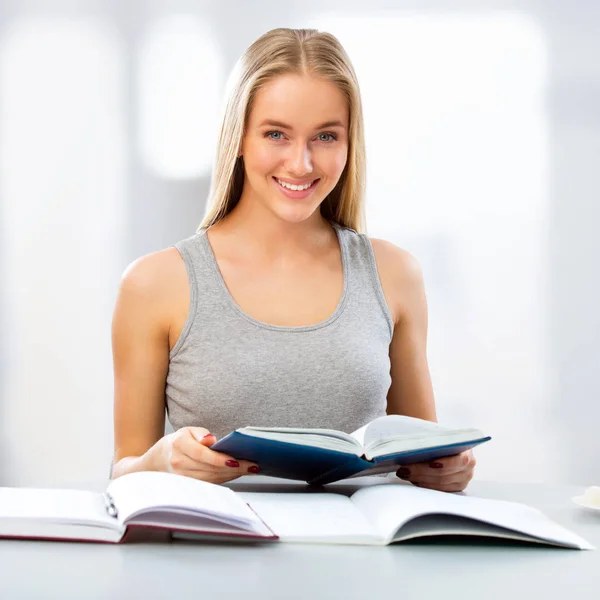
317, 132, 337, 142
264, 130, 337, 143
265, 130, 284, 140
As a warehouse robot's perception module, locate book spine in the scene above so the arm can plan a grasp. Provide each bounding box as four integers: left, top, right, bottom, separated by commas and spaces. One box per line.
308, 456, 373, 485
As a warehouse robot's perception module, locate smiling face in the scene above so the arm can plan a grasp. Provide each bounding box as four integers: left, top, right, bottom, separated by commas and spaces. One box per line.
238, 73, 349, 225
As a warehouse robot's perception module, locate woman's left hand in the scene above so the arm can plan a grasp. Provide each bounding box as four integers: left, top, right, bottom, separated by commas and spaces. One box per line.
395, 450, 476, 492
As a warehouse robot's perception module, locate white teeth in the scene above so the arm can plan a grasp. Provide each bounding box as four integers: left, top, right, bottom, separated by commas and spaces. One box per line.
276, 178, 313, 191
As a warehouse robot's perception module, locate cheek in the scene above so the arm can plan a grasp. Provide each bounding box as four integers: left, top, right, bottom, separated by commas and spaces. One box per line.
245, 143, 280, 176
326, 147, 348, 178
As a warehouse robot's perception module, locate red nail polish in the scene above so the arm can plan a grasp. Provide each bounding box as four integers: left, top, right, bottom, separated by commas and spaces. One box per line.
225, 460, 240, 468
203, 433, 213, 439
248, 466, 260, 474
429, 462, 444, 469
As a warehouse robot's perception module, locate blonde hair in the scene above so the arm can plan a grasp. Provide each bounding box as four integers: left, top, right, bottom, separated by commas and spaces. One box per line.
198, 28, 366, 233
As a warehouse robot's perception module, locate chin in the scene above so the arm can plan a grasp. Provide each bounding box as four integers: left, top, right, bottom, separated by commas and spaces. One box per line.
269, 203, 322, 225
270, 192, 329, 225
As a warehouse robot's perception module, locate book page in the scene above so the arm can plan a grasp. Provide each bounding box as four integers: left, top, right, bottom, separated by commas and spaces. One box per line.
239, 492, 382, 544
350, 483, 594, 549
393, 514, 567, 546
239, 427, 361, 453
348, 422, 369, 447
0, 487, 116, 530
107, 472, 264, 533
350, 415, 443, 447
350, 415, 486, 459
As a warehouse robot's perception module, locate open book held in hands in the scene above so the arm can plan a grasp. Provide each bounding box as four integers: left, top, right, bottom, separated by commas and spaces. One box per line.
0, 472, 592, 549
212, 415, 492, 484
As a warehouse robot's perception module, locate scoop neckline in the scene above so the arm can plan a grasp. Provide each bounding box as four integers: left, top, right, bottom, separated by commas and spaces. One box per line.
200, 222, 349, 332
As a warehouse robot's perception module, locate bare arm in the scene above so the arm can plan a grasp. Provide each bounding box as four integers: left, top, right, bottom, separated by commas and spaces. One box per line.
110, 248, 259, 482
111, 251, 174, 477
370, 239, 437, 421
371, 238, 476, 491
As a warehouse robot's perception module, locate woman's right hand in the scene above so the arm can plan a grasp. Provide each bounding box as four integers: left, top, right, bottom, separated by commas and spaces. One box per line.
155, 426, 260, 484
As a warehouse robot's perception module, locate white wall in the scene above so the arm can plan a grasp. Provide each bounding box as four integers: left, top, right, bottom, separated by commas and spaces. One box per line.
1, 0, 598, 488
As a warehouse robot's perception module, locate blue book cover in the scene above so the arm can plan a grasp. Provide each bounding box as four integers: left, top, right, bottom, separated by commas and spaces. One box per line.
212, 431, 491, 485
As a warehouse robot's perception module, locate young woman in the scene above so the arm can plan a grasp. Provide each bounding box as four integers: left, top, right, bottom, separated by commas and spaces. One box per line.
111, 28, 476, 492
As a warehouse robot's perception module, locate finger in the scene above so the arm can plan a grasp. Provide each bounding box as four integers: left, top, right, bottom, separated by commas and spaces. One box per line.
188, 427, 216, 445
170, 449, 259, 479
168, 427, 215, 471
409, 469, 474, 487
202, 447, 260, 474
178, 429, 228, 464
402, 451, 475, 478
409, 461, 475, 491
422, 452, 470, 472
177, 432, 259, 474
413, 478, 470, 493
396, 467, 474, 483
396, 465, 474, 486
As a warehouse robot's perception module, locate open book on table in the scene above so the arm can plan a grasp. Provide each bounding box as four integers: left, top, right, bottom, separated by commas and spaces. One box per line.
212, 415, 492, 484
232, 483, 593, 549
0, 472, 592, 549
0, 471, 277, 544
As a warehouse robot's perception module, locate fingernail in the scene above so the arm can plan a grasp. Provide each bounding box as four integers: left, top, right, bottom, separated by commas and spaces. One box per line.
248, 466, 260, 474
203, 433, 213, 439
397, 467, 411, 479
429, 462, 444, 469
225, 460, 240, 468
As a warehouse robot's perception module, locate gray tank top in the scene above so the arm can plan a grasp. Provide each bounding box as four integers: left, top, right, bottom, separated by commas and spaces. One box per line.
165, 221, 394, 440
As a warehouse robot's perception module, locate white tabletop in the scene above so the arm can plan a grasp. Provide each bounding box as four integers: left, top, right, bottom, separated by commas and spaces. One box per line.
1, 476, 599, 599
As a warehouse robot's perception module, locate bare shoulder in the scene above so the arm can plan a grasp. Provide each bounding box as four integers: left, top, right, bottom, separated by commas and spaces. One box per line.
369, 238, 423, 280
120, 247, 186, 296
117, 247, 188, 332
369, 238, 426, 324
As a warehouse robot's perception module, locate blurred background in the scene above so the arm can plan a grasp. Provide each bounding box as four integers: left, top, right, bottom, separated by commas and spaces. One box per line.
0, 0, 598, 489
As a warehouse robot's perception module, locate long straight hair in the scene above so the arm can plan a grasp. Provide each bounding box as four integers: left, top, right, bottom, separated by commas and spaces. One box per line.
198, 28, 367, 233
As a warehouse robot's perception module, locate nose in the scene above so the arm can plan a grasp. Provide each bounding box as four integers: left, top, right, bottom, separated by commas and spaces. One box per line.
285, 140, 313, 178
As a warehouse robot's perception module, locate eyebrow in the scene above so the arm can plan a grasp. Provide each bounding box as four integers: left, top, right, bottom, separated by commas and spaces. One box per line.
258, 119, 346, 130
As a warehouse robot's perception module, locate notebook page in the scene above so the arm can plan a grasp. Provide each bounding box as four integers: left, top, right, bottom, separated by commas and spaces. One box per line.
350, 484, 594, 549
0, 487, 116, 529
239, 492, 382, 544
107, 472, 262, 530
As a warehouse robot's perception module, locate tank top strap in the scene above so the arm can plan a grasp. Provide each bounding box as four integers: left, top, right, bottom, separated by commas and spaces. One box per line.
331, 222, 394, 339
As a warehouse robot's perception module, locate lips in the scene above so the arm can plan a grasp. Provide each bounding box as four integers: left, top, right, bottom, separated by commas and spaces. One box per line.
274, 177, 319, 191
272, 176, 320, 199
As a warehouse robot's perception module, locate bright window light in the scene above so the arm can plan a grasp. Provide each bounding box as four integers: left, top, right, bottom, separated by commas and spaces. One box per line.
309, 12, 550, 482
137, 15, 223, 179
0, 17, 125, 485
312, 13, 547, 237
